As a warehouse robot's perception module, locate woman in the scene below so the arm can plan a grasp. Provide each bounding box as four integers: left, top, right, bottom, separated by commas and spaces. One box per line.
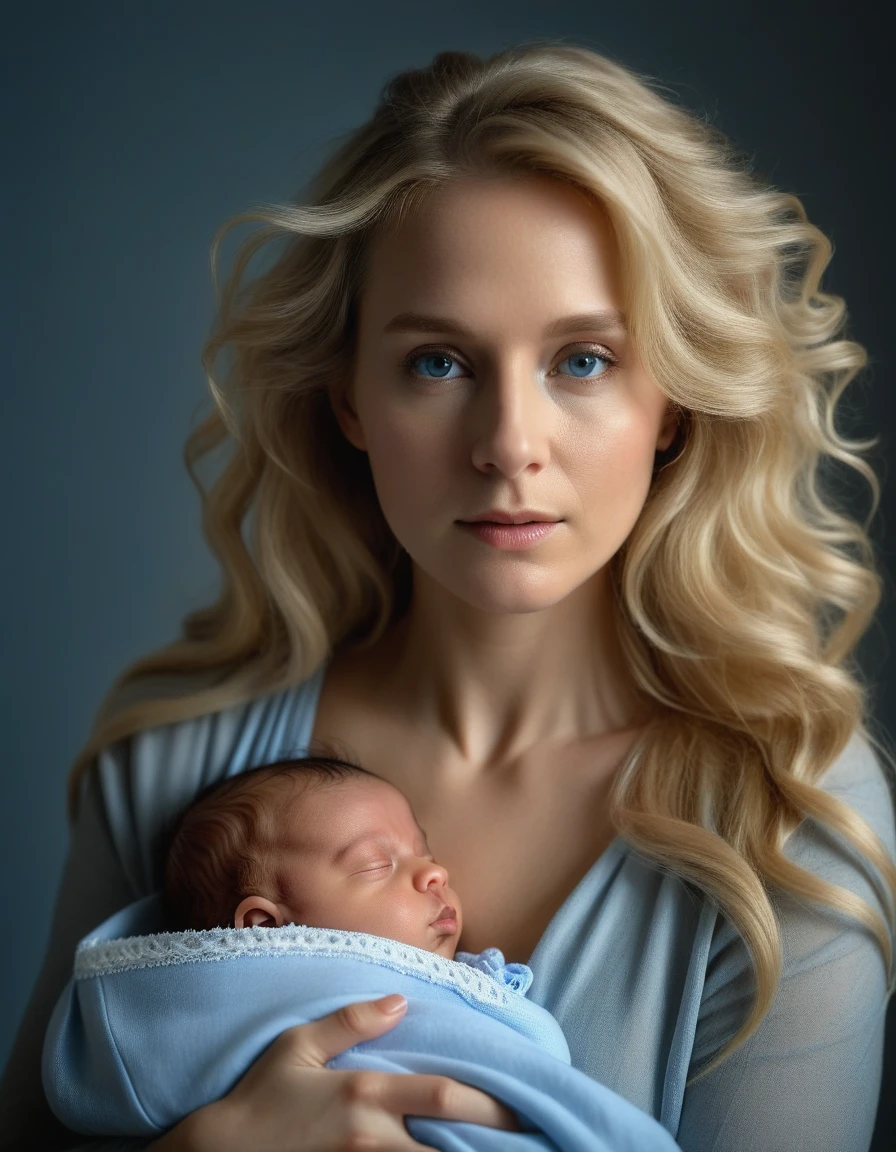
3, 40, 895, 1152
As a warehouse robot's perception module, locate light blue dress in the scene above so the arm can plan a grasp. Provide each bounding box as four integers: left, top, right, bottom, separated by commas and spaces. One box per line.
2, 658, 895, 1151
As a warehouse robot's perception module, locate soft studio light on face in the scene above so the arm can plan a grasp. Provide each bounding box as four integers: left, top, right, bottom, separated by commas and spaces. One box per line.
333, 173, 676, 617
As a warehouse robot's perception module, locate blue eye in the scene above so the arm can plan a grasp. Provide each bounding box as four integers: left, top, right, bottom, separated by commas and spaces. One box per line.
400, 345, 617, 384
557, 351, 613, 379
403, 352, 464, 381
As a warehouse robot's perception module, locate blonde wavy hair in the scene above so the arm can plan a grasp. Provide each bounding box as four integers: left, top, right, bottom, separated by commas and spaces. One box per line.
67, 40, 896, 1082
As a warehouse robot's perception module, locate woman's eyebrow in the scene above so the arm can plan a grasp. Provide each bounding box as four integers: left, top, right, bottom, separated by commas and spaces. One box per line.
382, 308, 628, 339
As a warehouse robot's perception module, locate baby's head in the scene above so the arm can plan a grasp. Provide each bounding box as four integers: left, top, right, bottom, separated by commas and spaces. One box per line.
162, 756, 462, 959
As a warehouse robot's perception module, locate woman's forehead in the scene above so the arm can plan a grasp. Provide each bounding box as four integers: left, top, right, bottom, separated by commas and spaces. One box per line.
358, 176, 621, 335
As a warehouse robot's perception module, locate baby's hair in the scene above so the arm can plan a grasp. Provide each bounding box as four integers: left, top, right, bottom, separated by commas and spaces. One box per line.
161, 754, 380, 931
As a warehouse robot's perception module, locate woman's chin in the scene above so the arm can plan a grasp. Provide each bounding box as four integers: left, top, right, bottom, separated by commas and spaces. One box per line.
446, 572, 589, 617
406, 545, 607, 616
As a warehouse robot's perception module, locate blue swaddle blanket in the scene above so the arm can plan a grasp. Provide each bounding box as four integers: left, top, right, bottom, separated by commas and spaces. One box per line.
43, 894, 679, 1151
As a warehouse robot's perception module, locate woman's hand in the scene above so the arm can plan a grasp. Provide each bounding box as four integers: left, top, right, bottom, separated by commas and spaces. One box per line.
150, 993, 523, 1152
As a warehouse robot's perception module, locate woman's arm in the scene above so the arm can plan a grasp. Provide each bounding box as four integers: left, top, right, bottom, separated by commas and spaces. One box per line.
676, 737, 895, 1152
1, 716, 523, 1152
0, 757, 154, 1151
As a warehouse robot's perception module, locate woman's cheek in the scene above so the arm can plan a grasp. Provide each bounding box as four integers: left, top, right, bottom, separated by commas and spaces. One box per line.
368, 424, 453, 520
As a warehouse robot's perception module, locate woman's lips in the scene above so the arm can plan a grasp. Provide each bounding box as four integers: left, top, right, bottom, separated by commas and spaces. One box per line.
457, 520, 560, 550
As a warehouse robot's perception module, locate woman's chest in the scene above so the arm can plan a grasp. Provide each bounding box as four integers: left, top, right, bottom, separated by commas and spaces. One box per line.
405, 771, 620, 963
310, 677, 639, 964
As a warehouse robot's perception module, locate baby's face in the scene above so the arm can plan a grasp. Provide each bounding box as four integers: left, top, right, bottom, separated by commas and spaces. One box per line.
234, 776, 463, 959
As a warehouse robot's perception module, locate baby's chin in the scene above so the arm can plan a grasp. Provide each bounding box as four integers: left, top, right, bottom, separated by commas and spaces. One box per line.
392, 929, 457, 959
433, 938, 459, 960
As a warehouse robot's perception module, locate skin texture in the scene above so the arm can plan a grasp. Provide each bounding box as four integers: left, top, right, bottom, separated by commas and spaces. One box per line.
328, 173, 678, 774
232, 777, 463, 959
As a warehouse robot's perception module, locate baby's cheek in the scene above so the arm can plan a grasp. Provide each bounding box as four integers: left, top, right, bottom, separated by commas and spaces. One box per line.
380, 902, 433, 944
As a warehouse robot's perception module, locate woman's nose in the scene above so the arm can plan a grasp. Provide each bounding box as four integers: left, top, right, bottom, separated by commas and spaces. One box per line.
470, 371, 551, 477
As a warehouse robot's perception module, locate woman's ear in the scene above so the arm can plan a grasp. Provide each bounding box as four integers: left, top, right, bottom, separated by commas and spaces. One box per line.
233, 895, 286, 929
328, 377, 367, 452
656, 402, 680, 454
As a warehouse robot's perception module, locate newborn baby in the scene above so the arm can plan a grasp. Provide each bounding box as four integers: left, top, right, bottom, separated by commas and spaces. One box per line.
43, 755, 680, 1152
162, 754, 466, 960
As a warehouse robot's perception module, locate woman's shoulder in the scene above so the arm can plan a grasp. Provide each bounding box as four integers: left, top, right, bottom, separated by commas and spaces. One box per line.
700, 728, 895, 986
784, 729, 896, 891
123, 662, 326, 774
689, 729, 896, 1075
88, 662, 327, 894
813, 728, 896, 854
704, 728, 895, 975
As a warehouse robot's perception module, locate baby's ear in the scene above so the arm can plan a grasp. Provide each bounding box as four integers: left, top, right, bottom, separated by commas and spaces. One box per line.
233, 896, 284, 929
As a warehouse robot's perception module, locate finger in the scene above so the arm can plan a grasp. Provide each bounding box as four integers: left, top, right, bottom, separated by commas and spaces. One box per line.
357, 1110, 442, 1152
338, 1086, 451, 1152
354, 1071, 523, 1131
284, 995, 409, 1067
411, 1077, 522, 1131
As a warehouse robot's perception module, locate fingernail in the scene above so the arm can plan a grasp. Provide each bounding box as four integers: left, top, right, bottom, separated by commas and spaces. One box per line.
377, 994, 407, 1015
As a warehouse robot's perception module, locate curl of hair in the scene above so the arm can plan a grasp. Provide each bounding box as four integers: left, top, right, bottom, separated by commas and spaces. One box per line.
67, 39, 895, 1083
161, 755, 377, 931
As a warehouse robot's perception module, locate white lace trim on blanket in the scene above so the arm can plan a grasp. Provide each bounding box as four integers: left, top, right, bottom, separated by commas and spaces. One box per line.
74, 925, 524, 1010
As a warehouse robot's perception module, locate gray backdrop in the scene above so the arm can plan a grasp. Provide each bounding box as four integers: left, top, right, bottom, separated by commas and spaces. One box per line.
4, 0, 893, 1144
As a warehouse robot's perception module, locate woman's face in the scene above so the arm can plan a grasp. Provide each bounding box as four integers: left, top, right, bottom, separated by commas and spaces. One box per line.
331, 173, 677, 614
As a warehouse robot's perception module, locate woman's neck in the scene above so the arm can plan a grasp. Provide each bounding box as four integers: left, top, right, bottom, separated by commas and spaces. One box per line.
347, 564, 649, 769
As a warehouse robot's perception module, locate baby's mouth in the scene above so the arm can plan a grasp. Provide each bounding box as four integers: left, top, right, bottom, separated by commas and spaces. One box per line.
431, 905, 457, 930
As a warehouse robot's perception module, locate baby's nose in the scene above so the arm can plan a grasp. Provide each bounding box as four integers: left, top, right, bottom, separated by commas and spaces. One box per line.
418, 859, 449, 887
